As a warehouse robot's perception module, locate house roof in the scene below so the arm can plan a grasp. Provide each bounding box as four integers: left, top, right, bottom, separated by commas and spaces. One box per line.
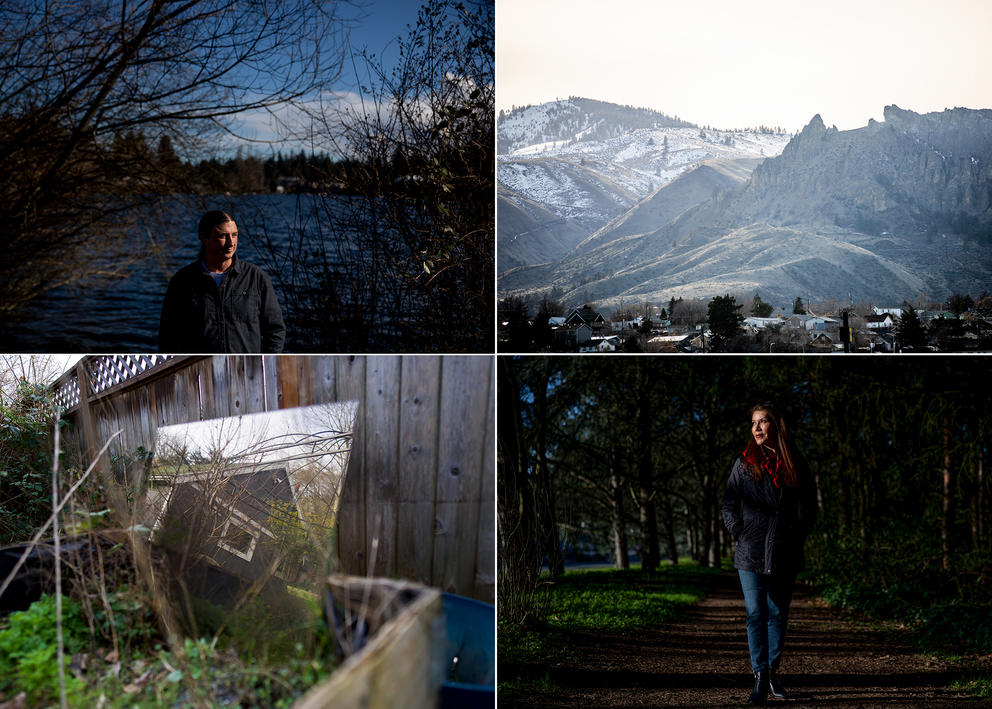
565, 306, 606, 325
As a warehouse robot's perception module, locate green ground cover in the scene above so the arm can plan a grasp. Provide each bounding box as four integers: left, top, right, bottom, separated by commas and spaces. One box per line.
0, 588, 337, 707
498, 563, 722, 698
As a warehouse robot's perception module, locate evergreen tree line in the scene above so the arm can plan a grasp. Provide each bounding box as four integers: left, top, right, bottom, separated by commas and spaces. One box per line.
107, 133, 375, 195
499, 357, 992, 646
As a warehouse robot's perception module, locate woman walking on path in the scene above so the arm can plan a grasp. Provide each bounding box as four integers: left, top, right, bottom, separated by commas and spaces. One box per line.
722, 402, 818, 704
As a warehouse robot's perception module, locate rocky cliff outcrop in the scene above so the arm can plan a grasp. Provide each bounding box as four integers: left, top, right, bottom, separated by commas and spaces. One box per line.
742, 105, 992, 239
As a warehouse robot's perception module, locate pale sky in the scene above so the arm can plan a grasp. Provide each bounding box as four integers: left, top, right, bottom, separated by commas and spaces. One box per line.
497, 0, 992, 132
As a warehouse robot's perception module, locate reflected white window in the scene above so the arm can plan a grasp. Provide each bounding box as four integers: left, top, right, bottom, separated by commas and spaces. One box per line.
219, 512, 259, 562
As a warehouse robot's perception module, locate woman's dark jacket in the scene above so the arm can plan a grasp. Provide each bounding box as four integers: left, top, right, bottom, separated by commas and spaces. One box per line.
159, 256, 285, 353
721, 453, 817, 576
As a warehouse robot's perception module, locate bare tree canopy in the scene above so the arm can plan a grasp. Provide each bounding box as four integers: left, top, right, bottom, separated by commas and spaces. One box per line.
262, 0, 495, 351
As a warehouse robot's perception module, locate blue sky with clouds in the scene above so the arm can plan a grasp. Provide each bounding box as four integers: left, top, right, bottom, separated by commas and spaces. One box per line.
229, 0, 427, 153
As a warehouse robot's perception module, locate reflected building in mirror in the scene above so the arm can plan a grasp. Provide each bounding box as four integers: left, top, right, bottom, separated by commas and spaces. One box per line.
143, 401, 359, 605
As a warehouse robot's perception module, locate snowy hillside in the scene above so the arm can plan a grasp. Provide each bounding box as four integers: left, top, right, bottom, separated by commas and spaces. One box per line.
499, 125, 790, 213
496, 99, 791, 270
497, 97, 695, 155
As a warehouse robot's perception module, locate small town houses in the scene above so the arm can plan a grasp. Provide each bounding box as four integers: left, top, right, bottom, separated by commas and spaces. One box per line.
499, 301, 992, 353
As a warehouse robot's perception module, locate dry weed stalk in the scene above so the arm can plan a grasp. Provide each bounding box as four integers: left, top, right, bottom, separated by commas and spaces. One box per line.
52, 422, 67, 709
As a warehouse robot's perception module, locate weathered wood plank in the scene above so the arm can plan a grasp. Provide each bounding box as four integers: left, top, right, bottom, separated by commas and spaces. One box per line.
435, 356, 491, 503
432, 356, 492, 595
398, 357, 441, 502
144, 372, 169, 429
310, 356, 336, 404
278, 355, 301, 409
74, 362, 105, 475
262, 355, 280, 411
196, 358, 217, 420
397, 357, 441, 584
239, 356, 265, 414
432, 501, 479, 596
297, 357, 313, 407
211, 357, 231, 418
180, 363, 202, 423
118, 390, 140, 460
227, 355, 248, 416
396, 502, 435, 587
335, 356, 367, 575
475, 363, 495, 603
137, 385, 157, 454
294, 577, 443, 709
363, 356, 401, 577
53, 356, 205, 417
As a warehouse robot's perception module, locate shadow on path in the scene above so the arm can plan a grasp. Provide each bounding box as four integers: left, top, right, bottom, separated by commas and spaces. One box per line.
501, 571, 991, 707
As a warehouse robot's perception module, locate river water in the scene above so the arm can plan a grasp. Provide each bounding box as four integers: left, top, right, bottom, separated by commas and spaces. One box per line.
1, 194, 328, 352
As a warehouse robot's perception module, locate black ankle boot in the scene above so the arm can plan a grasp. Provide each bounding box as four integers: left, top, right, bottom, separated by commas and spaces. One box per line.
748, 671, 768, 704
768, 670, 788, 699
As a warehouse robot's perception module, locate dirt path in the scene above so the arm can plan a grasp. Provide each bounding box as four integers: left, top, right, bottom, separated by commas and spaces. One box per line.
501, 572, 992, 707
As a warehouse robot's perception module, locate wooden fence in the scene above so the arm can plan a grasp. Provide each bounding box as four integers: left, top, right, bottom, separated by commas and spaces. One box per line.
53, 355, 494, 603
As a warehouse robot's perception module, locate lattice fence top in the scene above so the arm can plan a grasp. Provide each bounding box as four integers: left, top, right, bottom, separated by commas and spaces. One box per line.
52, 355, 174, 411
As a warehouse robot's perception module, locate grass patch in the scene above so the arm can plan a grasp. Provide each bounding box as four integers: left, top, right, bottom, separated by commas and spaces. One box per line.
542, 565, 716, 632
498, 562, 721, 700
0, 590, 338, 708
953, 675, 992, 699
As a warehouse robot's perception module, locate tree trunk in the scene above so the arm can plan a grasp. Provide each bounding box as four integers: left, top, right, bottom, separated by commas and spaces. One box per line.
610, 465, 629, 569
533, 365, 564, 576
980, 445, 986, 550
636, 362, 659, 572
661, 497, 679, 565
496, 359, 539, 624
941, 418, 953, 572
973, 442, 985, 551
700, 490, 714, 567
684, 505, 696, 560
707, 501, 720, 568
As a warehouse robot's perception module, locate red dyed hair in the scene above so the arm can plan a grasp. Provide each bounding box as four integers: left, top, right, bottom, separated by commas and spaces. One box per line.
743, 402, 798, 487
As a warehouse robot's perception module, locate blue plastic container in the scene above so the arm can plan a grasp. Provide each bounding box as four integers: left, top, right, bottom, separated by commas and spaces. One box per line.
439, 593, 494, 709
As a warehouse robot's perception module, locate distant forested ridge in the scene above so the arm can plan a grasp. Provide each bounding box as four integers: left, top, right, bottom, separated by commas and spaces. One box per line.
114, 133, 365, 194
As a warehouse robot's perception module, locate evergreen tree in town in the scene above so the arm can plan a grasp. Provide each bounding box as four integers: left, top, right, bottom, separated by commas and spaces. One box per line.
708, 294, 744, 349
894, 305, 928, 350
750, 293, 773, 318
793, 297, 806, 315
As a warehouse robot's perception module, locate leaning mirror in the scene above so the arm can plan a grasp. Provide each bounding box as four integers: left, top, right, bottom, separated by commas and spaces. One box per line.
140, 401, 359, 640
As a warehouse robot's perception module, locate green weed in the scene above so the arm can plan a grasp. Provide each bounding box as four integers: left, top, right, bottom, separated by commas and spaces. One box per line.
0, 595, 89, 704
952, 675, 992, 699
0, 587, 338, 708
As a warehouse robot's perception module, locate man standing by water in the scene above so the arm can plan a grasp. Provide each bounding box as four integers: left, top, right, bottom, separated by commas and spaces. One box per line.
159, 210, 285, 352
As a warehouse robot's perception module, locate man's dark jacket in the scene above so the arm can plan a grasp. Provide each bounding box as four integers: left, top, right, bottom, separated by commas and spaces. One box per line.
159, 257, 285, 353
721, 454, 817, 576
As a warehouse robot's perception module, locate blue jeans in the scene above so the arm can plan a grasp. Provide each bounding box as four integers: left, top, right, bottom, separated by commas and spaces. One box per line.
738, 569, 796, 674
